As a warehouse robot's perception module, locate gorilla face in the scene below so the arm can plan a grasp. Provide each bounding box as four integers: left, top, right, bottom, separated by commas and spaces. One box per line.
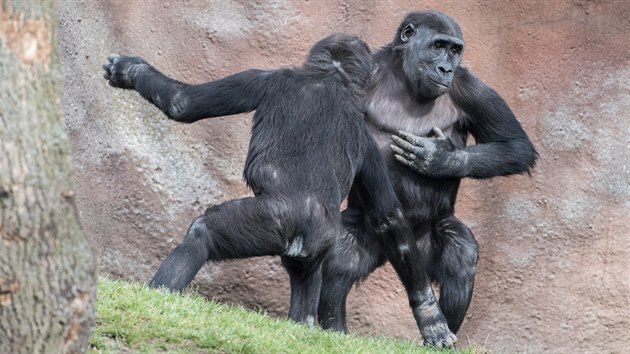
399, 24, 464, 101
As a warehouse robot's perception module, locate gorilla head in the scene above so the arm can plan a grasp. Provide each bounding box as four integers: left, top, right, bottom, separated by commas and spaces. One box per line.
394, 11, 464, 100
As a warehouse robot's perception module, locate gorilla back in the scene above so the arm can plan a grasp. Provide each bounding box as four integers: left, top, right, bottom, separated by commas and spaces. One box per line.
103, 33, 420, 328
243, 37, 371, 199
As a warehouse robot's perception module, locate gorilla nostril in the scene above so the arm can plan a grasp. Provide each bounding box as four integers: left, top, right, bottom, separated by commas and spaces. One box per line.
438, 66, 452, 75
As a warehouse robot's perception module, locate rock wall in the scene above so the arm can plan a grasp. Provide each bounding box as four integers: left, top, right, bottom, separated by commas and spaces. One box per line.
59, 1, 630, 352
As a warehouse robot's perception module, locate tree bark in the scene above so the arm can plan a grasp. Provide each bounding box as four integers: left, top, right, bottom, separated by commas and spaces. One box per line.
0, 1, 96, 353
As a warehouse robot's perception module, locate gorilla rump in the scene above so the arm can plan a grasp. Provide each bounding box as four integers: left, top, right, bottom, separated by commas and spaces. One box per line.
318, 10, 537, 347
102, 33, 441, 337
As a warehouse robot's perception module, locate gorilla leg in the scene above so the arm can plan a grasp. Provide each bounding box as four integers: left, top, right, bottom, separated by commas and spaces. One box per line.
319, 208, 386, 332
429, 215, 479, 333
282, 255, 325, 325
282, 197, 340, 324
149, 196, 287, 291
379, 219, 456, 347
148, 215, 213, 291
318, 272, 353, 332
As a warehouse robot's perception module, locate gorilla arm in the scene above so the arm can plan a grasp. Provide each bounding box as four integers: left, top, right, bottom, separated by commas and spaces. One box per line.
391, 67, 538, 179
103, 55, 269, 123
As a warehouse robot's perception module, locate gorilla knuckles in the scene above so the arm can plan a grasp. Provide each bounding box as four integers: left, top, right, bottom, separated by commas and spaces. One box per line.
103, 55, 148, 89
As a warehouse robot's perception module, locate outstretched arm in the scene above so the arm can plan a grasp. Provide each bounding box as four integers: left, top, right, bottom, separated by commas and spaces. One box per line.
103, 55, 270, 123
391, 67, 538, 179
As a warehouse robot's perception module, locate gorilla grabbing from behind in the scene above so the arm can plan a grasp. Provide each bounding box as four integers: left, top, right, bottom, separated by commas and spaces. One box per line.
317, 10, 537, 346
103, 33, 456, 345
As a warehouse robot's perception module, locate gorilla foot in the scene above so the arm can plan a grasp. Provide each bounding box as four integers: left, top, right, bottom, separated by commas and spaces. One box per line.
420, 321, 457, 348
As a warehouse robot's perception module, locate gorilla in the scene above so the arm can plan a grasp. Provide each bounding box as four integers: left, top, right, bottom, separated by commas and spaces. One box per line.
103, 33, 453, 342
317, 10, 538, 347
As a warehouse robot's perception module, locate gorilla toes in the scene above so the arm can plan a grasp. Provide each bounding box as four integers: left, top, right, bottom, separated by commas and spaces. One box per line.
420, 322, 457, 348
102, 54, 147, 89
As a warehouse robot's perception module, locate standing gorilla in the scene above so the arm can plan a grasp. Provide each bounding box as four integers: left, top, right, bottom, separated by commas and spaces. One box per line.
317, 10, 538, 346
102, 33, 456, 344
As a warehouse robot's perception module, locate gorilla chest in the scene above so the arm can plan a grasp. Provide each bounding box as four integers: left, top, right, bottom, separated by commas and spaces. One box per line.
366, 93, 462, 148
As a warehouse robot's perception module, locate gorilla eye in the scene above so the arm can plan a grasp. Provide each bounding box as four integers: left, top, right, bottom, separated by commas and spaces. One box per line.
450, 47, 461, 55
433, 41, 445, 49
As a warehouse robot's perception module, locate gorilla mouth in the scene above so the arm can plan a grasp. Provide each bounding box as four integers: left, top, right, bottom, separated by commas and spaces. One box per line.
429, 78, 448, 88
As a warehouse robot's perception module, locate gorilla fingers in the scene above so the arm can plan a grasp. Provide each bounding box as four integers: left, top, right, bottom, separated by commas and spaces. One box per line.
103, 55, 149, 89
391, 128, 470, 178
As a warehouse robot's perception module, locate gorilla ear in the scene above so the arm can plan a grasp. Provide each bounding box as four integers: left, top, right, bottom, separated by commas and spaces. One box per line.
400, 23, 416, 43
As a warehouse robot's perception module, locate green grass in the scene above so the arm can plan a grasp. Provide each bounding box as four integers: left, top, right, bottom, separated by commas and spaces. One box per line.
90, 277, 469, 353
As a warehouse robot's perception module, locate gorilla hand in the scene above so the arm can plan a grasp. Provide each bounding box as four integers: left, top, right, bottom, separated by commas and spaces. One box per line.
103, 54, 148, 89
391, 127, 469, 178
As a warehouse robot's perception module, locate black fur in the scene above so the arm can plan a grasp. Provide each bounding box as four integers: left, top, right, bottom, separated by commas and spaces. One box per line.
318, 10, 538, 345
102, 33, 448, 339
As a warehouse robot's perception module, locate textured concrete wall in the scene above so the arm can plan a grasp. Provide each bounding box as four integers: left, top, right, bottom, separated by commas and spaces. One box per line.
59, 1, 630, 352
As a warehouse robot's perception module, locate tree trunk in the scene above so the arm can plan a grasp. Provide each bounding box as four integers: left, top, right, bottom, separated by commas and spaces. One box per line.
0, 1, 96, 353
